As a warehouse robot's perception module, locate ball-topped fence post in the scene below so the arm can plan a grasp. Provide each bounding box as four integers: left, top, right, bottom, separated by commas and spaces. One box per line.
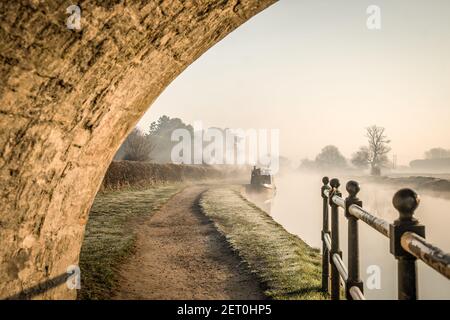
390, 188, 425, 300
321, 177, 331, 293
345, 180, 364, 300
329, 178, 342, 300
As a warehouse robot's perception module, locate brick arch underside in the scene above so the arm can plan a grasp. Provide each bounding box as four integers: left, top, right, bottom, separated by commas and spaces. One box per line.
0, 0, 277, 299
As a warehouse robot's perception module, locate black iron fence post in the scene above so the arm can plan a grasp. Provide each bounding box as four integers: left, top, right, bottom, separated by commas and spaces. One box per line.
321, 176, 330, 293
390, 188, 425, 300
329, 178, 342, 300
344, 180, 364, 300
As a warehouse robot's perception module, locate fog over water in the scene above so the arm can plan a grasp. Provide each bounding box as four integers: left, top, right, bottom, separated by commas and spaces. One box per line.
250, 171, 450, 300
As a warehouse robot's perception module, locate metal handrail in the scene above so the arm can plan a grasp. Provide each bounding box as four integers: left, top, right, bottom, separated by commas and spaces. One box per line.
332, 253, 348, 282
324, 233, 332, 252
332, 195, 345, 209
349, 286, 365, 300
324, 189, 345, 209
401, 232, 450, 279
348, 204, 389, 238
327, 189, 389, 237
320, 176, 450, 300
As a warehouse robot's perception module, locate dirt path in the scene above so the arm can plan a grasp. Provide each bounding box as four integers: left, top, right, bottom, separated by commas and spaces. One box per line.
113, 185, 265, 300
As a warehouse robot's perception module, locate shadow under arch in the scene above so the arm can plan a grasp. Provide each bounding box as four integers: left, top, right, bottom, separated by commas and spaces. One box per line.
0, 0, 277, 299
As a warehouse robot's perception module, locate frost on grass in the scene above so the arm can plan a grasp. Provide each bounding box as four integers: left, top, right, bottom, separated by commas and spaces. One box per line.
78, 184, 182, 299
200, 186, 326, 300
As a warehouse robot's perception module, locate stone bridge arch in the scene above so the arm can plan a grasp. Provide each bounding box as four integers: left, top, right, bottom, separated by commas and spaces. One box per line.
0, 0, 277, 299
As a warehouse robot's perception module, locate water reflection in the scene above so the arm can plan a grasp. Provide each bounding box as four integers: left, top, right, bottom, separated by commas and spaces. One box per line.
244, 184, 276, 214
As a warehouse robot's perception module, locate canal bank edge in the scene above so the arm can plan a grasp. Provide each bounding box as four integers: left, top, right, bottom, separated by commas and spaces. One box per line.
199, 186, 326, 300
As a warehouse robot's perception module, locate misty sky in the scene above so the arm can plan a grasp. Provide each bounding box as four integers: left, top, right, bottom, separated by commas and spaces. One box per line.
138, 0, 450, 166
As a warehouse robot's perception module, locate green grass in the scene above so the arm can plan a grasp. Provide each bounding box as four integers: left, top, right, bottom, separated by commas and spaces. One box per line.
78, 184, 183, 300
199, 186, 327, 300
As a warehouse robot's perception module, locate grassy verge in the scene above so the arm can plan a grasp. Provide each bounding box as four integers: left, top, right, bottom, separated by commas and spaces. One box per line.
199, 186, 326, 300
78, 184, 183, 300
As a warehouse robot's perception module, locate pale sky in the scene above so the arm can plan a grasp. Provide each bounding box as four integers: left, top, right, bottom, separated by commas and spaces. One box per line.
138, 0, 450, 166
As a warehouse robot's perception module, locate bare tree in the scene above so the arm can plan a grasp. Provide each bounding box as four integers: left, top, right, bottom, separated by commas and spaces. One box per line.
366, 125, 391, 175
122, 128, 155, 161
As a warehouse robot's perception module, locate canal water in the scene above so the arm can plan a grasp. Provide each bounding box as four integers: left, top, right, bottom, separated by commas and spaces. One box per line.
248, 171, 450, 300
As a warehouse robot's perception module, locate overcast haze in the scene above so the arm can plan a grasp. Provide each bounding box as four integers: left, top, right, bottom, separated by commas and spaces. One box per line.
138, 0, 450, 166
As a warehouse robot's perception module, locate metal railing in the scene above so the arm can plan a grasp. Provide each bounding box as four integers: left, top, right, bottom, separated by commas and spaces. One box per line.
320, 177, 450, 300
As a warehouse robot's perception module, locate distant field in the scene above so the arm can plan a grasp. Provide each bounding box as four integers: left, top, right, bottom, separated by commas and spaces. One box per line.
387, 173, 450, 180
356, 175, 450, 199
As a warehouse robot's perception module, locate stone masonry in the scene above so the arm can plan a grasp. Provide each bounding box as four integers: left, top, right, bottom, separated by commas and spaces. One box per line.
0, 0, 277, 299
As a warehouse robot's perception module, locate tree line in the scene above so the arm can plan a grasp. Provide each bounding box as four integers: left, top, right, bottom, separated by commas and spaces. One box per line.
114, 115, 193, 162
116, 117, 449, 176
299, 125, 391, 176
